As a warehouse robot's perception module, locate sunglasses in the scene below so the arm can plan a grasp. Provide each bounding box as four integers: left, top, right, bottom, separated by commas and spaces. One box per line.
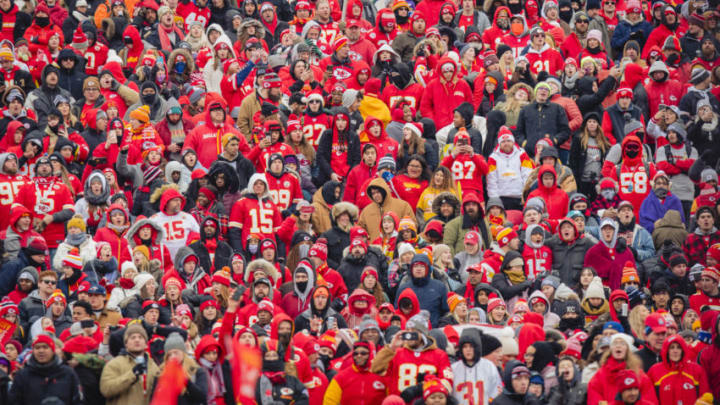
353, 351, 370, 356
309, 100, 321, 104
41, 279, 57, 285
576, 19, 589, 23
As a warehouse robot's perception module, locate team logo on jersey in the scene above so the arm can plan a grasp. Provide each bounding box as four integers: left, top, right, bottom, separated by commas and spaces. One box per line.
284, 181, 290, 187
280, 387, 294, 396
683, 383, 694, 390
373, 381, 385, 390
265, 203, 272, 208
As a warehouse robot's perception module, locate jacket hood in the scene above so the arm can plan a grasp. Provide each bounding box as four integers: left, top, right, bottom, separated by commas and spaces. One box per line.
660, 334, 688, 367
537, 164, 557, 191
431, 192, 461, 217
373, 43, 401, 66
270, 312, 295, 339
397, 287, 420, 317
621, 135, 643, 163
360, 116, 388, 142
493, 6, 511, 27
434, 56, 459, 82
529, 290, 550, 314
502, 360, 527, 391
458, 329, 482, 365
84, 170, 110, 206
173, 246, 199, 273
599, 217, 618, 248
245, 258, 280, 286
348, 288, 377, 313
529, 341, 558, 372
524, 224, 545, 248
366, 177, 392, 206
557, 217, 580, 243
410, 254, 432, 279
122, 25, 142, 49
331, 201, 359, 222
244, 173, 271, 198
105, 202, 129, 225
207, 161, 240, 194
159, 186, 186, 214
293, 260, 315, 302
125, 216, 165, 248
168, 48, 195, 75
3, 121, 24, 149
203, 93, 229, 127
165, 161, 189, 191
623, 63, 645, 89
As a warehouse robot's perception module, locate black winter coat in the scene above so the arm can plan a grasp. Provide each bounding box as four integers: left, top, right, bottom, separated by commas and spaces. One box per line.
9, 356, 83, 405
575, 75, 617, 119
546, 368, 587, 405
604, 103, 644, 144
320, 225, 351, 270
338, 253, 375, 292
515, 101, 570, 158
316, 124, 361, 183
57, 49, 87, 101
545, 234, 595, 287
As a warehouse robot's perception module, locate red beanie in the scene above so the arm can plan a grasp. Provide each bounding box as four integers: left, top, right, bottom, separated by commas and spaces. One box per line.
33, 334, 55, 351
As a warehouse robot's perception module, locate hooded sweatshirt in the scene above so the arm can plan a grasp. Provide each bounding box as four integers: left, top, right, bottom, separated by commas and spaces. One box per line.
148, 187, 200, 261
522, 224, 553, 279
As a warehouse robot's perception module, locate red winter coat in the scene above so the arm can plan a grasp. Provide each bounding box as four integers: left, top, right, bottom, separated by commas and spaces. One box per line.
588, 357, 658, 405
583, 238, 636, 290
644, 76, 685, 118
481, 7, 511, 51
526, 165, 569, 219
419, 56, 473, 129
343, 161, 376, 206
182, 95, 249, 168
24, 22, 63, 56
699, 316, 720, 401
648, 335, 710, 405
358, 116, 398, 160
93, 204, 132, 264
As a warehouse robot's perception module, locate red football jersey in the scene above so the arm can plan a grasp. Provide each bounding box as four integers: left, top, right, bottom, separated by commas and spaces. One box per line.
524, 46, 564, 76
380, 82, 424, 110
16, 178, 74, 248
318, 21, 340, 47
84, 43, 109, 76
0, 173, 31, 231
265, 172, 302, 212
229, 196, 282, 242
441, 153, 489, 199
385, 347, 453, 395
613, 162, 656, 217
302, 113, 332, 149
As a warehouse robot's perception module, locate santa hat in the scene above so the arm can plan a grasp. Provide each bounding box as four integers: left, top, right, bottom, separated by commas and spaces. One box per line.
404, 122, 423, 138
498, 126, 514, 144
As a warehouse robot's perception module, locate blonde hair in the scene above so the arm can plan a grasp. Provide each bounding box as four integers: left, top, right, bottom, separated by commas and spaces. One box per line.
628, 305, 649, 340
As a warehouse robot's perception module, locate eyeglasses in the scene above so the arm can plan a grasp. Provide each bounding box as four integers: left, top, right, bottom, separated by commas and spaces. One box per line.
353, 351, 370, 356
308, 100, 321, 104
605, 2, 615, 5
576, 19, 589, 23
41, 279, 57, 285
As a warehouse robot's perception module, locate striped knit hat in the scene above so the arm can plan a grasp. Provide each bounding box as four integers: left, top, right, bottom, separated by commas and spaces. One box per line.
63, 248, 83, 270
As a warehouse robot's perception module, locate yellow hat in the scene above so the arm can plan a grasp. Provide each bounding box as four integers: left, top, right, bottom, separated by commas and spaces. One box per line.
130, 105, 150, 123
66, 214, 86, 233
0, 47, 13, 61
222, 133, 239, 148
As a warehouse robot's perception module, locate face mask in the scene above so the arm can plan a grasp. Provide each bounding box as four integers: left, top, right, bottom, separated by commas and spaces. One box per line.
559, 9, 573, 22
248, 243, 258, 254
142, 93, 156, 105
587, 45, 601, 53
36, 17, 50, 27
296, 280, 308, 292
600, 189, 616, 200
175, 61, 186, 73
654, 187, 668, 199
262, 359, 284, 372
278, 332, 292, 345
559, 316, 583, 330
319, 354, 331, 368
625, 149, 640, 158
498, 19, 510, 29
508, 2, 523, 13
511, 21, 524, 35
298, 244, 310, 259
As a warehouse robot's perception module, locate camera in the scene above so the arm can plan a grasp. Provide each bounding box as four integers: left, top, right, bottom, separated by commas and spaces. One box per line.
401, 331, 419, 341
135, 355, 146, 365
80, 320, 95, 329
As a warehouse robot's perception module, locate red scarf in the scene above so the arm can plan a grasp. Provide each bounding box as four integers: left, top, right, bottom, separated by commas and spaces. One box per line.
119, 277, 135, 289
158, 24, 185, 52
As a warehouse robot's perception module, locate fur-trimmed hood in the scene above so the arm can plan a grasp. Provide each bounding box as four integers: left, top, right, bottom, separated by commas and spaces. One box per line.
413, 38, 442, 58
431, 192, 461, 217
331, 201, 359, 221
149, 183, 179, 205
167, 48, 195, 75
125, 216, 165, 248
238, 18, 265, 42
244, 258, 279, 284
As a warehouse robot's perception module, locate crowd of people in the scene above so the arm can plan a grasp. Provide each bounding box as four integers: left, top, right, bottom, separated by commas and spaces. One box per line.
0, 0, 718, 402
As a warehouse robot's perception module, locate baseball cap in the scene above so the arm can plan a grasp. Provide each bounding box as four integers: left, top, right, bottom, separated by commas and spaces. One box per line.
645, 313, 668, 335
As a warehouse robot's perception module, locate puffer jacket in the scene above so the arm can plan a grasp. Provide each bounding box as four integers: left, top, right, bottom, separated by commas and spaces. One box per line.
546, 218, 595, 287
419, 56, 473, 129
394, 254, 449, 327
650, 209, 688, 250
487, 142, 535, 199
9, 355, 83, 404
515, 100, 570, 158
546, 364, 587, 405
655, 141, 698, 202
648, 334, 710, 405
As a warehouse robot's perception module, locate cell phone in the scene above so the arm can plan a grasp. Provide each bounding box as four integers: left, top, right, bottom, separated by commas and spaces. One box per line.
231, 286, 245, 301
327, 316, 336, 329
401, 331, 419, 341
81, 319, 95, 328
621, 303, 628, 317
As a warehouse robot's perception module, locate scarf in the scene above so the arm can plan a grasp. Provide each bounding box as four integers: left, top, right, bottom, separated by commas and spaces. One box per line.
158, 23, 185, 52
505, 267, 526, 284
108, 223, 129, 234
118, 277, 135, 289
199, 358, 226, 400
66, 232, 87, 246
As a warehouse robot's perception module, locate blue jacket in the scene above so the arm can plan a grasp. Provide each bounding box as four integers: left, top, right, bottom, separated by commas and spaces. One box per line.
395, 254, 449, 327
611, 18, 653, 56
638, 192, 685, 233
0, 251, 32, 298
632, 224, 656, 262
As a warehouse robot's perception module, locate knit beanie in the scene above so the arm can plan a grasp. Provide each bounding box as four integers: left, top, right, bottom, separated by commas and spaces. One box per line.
164, 332, 186, 352
124, 322, 149, 343
130, 105, 151, 123
621, 261, 639, 284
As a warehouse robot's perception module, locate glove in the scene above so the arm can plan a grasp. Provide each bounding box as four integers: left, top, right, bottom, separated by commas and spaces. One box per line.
110, 79, 120, 91
616, 236, 628, 253
133, 362, 146, 376
400, 383, 423, 403
330, 298, 345, 312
